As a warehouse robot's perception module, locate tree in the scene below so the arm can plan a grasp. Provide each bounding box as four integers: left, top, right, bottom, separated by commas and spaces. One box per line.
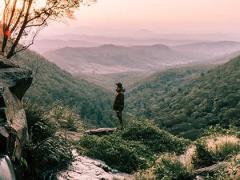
0, 0, 96, 59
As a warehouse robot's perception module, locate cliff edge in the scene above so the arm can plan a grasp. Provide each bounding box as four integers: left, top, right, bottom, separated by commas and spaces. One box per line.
0, 58, 32, 161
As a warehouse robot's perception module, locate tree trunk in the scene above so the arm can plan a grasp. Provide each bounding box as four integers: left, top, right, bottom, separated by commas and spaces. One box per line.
1, 35, 8, 53
6, 0, 33, 59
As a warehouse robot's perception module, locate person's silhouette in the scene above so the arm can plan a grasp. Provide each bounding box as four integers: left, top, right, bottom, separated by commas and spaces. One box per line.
113, 82, 125, 130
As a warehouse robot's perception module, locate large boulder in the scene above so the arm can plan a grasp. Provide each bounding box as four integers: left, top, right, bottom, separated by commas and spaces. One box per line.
56, 150, 134, 180
0, 58, 32, 161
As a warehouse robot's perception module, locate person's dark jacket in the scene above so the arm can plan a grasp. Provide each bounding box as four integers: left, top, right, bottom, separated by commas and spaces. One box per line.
113, 92, 124, 111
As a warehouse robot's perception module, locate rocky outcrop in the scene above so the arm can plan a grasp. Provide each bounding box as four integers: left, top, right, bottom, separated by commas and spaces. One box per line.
0, 58, 32, 161
56, 150, 134, 180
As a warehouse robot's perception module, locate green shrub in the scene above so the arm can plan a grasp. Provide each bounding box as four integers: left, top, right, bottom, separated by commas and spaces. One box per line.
25, 105, 44, 130
25, 104, 57, 143
194, 140, 214, 167
121, 120, 190, 154
47, 103, 84, 132
24, 137, 73, 178
154, 154, 192, 180
31, 121, 57, 143
203, 125, 240, 138
213, 143, 240, 161
24, 105, 73, 179
77, 121, 192, 173
78, 135, 154, 173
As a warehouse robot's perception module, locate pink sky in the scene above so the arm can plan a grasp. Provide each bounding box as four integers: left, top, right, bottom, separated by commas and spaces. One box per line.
41, 0, 240, 37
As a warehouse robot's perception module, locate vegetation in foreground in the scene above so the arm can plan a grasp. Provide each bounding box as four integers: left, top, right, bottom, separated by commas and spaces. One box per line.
136, 127, 240, 180
22, 100, 240, 180
21, 104, 85, 179
77, 120, 190, 173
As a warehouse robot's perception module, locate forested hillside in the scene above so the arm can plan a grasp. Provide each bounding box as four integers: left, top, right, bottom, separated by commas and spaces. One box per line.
14, 50, 115, 127
127, 56, 240, 139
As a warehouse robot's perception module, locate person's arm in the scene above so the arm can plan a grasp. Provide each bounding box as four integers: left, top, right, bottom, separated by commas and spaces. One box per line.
119, 94, 124, 111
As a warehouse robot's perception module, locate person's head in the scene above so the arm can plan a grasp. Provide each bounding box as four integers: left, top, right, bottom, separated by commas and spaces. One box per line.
116, 82, 125, 93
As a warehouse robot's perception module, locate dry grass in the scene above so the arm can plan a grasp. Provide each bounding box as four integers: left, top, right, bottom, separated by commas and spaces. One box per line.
206, 135, 240, 153
135, 153, 190, 180
135, 168, 156, 180
135, 135, 240, 180
135, 154, 178, 180
179, 145, 197, 170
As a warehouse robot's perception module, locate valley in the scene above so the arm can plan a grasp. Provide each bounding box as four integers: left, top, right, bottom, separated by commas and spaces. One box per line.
40, 40, 240, 90
2, 39, 240, 179
14, 50, 116, 127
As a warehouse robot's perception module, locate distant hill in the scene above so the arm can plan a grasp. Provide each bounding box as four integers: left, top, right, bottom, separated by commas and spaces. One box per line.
14, 50, 115, 127
44, 44, 211, 75
31, 35, 199, 53
43, 43, 240, 89
44, 42, 240, 76
127, 56, 240, 139
174, 41, 240, 58
31, 39, 100, 53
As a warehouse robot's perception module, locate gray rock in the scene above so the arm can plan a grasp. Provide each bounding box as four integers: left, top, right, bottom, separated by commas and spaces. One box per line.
56, 150, 134, 180
0, 58, 32, 160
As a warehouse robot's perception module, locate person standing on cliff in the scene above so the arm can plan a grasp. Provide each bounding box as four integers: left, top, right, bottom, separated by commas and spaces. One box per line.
113, 82, 125, 130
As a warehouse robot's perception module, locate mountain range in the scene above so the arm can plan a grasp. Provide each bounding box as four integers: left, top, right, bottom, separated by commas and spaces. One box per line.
32, 34, 199, 53
44, 41, 240, 74
41, 41, 240, 89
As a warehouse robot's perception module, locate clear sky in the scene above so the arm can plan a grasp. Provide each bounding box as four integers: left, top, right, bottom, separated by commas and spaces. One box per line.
75, 0, 240, 32
3, 0, 240, 37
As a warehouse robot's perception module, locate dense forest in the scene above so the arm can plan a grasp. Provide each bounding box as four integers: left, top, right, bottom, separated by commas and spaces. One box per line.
127, 56, 240, 139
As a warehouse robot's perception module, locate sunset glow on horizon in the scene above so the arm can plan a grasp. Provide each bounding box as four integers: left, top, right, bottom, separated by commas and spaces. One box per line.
46, 0, 240, 35
1, 0, 240, 37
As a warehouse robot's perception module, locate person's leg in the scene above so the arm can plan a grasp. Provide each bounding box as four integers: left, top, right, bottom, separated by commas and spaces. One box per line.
116, 111, 123, 130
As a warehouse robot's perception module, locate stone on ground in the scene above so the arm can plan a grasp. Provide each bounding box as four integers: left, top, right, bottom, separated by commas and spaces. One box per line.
85, 128, 117, 136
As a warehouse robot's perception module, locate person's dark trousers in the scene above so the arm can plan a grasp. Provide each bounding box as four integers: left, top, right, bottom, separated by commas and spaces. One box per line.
116, 111, 123, 130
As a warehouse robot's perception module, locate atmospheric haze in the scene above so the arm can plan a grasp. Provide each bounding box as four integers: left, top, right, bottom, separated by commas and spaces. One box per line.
38, 0, 240, 39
